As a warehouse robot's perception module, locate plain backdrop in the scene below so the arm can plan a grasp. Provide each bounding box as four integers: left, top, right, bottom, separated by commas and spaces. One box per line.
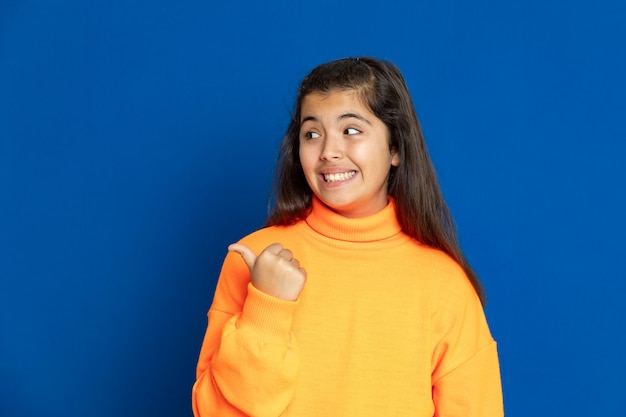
1, 0, 625, 416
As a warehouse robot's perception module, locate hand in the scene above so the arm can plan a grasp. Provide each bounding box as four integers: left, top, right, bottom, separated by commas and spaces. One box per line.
228, 242, 307, 301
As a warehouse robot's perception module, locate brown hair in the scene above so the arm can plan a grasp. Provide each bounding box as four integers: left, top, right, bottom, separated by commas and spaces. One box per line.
265, 57, 485, 305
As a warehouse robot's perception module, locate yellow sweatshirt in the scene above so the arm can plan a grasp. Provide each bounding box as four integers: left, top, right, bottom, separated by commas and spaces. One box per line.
192, 197, 503, 417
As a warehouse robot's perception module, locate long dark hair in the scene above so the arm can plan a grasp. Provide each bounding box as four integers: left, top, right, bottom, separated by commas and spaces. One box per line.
265, 57, 485, 305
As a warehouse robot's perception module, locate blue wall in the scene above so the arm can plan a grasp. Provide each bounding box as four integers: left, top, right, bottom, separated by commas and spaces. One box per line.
1, 0, 625, 416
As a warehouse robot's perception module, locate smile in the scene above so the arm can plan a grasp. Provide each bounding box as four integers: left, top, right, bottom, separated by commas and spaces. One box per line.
323, 171, 356, 182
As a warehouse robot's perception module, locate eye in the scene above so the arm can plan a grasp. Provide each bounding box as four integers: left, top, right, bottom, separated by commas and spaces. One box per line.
344, 127, 361, 135
303, 131, 320, 140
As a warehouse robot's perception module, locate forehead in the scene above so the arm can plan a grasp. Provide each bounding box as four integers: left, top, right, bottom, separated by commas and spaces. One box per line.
300, 89, 372, 118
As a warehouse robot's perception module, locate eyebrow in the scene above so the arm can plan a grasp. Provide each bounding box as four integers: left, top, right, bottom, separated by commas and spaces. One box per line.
300, 113, 373, 126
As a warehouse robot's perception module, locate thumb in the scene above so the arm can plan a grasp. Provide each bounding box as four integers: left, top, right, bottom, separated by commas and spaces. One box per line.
228, 243, 257, 271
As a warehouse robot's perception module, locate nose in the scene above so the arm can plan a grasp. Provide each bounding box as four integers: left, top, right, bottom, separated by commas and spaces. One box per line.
320, 134, 343, 161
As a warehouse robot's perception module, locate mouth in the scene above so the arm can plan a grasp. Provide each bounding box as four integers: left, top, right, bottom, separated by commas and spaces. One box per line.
322, 171, 357, 182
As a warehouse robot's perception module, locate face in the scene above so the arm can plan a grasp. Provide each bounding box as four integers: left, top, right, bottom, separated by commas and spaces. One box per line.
298, 89, 400, 218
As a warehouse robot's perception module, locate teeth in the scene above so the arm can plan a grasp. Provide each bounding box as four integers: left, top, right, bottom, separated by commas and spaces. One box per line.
323, 171, 356, 182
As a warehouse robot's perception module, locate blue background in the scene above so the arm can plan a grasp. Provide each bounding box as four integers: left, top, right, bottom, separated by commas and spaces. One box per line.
1, 0, 625, 416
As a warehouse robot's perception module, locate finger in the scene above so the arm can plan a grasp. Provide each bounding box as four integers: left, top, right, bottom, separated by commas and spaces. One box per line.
262, 243, 294, 261
228, 243, 257, 271
264, 242, 285, 256
278, 248, 293, 261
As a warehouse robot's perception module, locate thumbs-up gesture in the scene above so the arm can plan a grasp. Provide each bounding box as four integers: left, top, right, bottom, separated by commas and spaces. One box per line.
228, 243, 307, 301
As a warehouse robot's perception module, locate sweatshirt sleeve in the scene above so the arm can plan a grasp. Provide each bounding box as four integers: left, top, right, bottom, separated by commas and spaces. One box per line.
192, 250, 300, 417
430, 267, 504, 417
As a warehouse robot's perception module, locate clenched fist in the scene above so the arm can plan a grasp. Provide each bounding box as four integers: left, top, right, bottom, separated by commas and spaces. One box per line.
228, 242, 307, 301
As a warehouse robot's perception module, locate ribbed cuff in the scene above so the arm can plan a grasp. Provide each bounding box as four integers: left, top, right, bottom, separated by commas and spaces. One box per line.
238, 283, 298, 344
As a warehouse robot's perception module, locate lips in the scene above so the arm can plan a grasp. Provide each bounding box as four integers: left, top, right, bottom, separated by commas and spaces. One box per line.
323, 171, 357, 182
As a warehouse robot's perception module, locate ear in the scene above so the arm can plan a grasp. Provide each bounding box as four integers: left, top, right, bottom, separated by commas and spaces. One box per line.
391, 150, 400, 167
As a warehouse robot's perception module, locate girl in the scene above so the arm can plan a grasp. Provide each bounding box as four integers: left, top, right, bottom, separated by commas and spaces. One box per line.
192, 57, 503, 417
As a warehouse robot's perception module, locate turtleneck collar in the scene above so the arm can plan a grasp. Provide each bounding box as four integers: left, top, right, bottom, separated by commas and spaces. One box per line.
304, 196, 402, 243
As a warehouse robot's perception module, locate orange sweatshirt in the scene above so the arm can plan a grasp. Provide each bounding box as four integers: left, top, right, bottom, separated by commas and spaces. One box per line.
192, 197, 503, 417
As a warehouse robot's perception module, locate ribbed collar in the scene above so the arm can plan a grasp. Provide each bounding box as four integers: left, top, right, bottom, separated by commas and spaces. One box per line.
304, 196, 402, 242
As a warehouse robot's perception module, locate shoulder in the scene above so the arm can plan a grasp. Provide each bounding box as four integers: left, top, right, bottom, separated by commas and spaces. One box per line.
236, 222, 304, 253
211, 223, 302, 309
403, 241, 468, 283
401, 240, 480, 306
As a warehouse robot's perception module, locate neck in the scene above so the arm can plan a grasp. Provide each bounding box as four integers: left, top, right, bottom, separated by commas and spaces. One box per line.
305, 196, 402, 242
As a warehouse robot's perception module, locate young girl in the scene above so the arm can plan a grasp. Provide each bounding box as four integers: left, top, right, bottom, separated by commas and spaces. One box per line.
192, 57, 503, 417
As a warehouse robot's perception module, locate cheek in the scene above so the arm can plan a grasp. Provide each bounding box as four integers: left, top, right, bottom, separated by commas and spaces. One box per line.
298, 145, 314, 174
352, 142, 387, 166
